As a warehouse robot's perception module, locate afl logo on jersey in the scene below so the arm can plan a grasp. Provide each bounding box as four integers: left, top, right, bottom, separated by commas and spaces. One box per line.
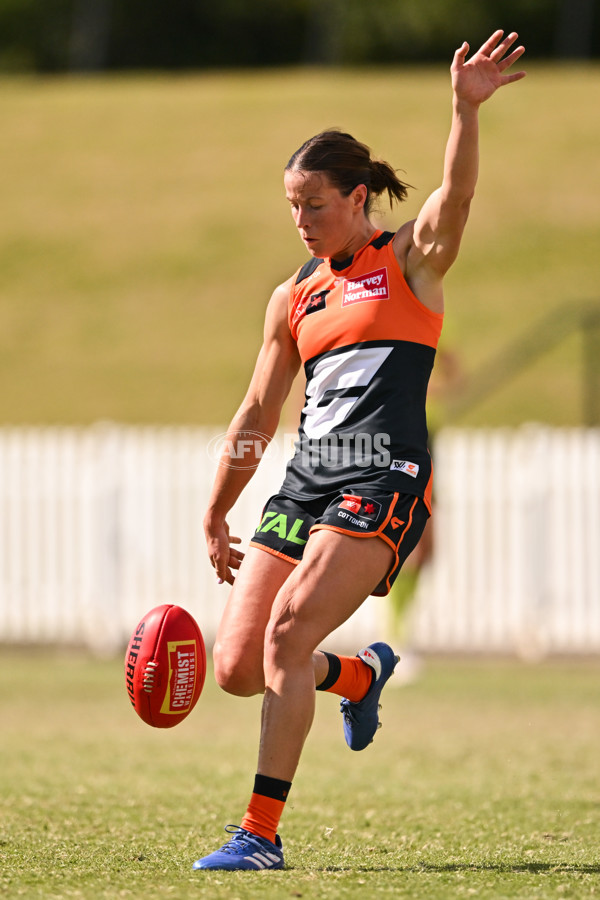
342, 267, 389, 306
291, 289, 329, 329
305, 290, 329, 316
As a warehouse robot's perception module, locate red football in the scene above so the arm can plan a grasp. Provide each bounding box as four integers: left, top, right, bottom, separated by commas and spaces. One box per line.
124, 604, 206, 728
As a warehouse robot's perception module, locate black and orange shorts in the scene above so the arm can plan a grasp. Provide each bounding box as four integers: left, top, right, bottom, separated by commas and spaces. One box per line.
249, 489, 429, 596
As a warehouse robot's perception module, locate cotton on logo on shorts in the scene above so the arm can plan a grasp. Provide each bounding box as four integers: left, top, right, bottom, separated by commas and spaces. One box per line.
338, 495, 382, 519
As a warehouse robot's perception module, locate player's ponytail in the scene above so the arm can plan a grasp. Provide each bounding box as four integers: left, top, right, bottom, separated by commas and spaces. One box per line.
369, 157, 410, 208
286, 129, 411, 215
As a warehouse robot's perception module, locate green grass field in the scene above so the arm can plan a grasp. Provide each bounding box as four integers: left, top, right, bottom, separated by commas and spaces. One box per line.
1, 652, 600, 898
1, 65, 599, 427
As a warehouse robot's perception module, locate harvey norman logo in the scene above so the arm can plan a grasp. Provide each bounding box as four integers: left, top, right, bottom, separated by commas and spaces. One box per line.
342, 267, 389, 306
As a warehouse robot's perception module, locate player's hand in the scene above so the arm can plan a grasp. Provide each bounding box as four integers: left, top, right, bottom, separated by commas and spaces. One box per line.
204, 516, 244, 586
451, 30, 526, 107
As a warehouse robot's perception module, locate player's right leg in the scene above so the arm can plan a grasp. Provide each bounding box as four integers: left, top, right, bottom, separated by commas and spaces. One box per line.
212, 546, 294, 697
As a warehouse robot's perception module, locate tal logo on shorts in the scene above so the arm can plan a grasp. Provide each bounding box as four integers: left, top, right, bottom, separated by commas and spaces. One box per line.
256, 512, 307, 545
338, 495, 381, 520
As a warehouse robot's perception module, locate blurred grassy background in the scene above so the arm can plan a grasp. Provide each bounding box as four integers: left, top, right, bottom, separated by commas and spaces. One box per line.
1, 65, 598, 426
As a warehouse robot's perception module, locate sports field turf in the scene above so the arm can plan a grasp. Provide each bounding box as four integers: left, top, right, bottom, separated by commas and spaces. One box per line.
1, 651, 599, 898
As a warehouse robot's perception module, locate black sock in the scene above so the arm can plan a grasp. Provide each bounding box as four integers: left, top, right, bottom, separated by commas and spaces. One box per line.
315, 651, 341, 691
253, 773, 292, 802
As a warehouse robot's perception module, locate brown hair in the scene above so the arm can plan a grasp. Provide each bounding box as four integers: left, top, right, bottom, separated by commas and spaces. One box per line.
285, 129, 411, 215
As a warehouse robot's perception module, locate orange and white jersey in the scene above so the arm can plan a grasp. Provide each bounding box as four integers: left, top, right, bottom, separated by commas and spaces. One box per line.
280, 230, 444, 511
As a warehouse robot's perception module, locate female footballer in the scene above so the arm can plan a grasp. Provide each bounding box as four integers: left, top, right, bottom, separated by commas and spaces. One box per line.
195, 30, 526, 871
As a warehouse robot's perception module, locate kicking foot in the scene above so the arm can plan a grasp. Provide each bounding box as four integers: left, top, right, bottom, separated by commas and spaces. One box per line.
340, 642, 399, 751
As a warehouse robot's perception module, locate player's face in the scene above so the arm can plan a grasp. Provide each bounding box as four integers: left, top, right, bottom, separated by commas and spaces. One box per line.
284, 170, 368, 261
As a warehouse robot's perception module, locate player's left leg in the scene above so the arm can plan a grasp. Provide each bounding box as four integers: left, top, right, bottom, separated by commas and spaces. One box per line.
194, 529, 395, 871
315, 493, 430, 748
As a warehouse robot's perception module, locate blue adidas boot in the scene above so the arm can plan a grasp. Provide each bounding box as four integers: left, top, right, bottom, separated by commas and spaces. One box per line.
193, 826, 284, 871
340, 642, 400, 751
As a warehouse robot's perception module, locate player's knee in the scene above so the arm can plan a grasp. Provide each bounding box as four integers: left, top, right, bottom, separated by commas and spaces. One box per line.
212, 641, 264, 697
264, 593, 313, 670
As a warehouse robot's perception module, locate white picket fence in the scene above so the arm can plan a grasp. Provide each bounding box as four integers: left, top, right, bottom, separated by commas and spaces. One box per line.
0, 424, 599, 656
410, 426, 600, 656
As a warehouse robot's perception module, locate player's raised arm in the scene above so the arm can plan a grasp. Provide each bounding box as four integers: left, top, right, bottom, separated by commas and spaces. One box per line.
398, 30, 526, 312
204, 277, 301, 584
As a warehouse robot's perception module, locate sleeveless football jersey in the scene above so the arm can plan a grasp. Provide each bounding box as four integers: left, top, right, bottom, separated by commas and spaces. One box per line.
280, 229, 444, 511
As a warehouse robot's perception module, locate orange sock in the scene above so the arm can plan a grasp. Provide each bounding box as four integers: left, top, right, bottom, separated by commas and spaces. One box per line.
316, 652, 373, 702
240, 775, 291, 844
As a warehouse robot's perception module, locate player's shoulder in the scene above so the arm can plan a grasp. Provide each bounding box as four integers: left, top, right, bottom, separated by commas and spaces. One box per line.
277, 272, 297, 293
270, 254, 325, 309
264, 275, 297, 339
268, 274, 295, 312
